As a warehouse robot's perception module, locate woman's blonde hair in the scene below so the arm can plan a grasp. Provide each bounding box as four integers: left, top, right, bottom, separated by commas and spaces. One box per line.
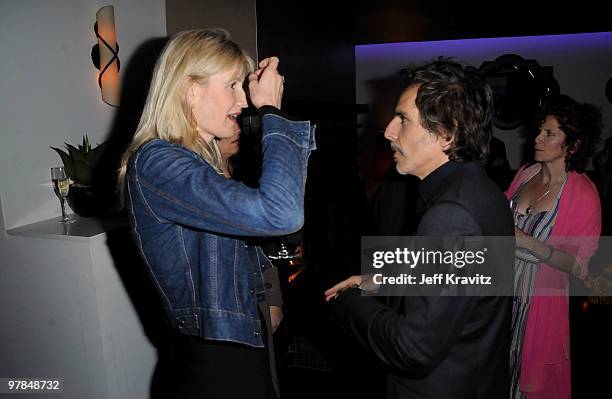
117, 28, 254, 195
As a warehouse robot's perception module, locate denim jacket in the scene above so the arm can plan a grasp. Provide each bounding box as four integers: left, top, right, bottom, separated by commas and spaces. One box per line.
127, 113, 316, 347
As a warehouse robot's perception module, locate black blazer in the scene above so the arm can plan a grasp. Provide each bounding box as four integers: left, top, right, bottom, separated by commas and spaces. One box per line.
333, 161, 515, 399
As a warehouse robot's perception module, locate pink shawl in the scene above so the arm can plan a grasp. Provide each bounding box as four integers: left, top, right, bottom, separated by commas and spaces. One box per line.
505, 163, 601, 393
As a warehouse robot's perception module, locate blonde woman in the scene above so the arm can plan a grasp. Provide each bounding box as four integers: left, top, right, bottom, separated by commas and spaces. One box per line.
118, 29, 315, 399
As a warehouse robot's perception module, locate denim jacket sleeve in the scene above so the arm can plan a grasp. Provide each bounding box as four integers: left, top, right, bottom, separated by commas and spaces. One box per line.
129, 114, 316, 237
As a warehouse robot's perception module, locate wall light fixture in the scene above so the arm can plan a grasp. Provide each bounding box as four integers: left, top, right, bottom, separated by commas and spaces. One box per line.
91, 6, 120, 107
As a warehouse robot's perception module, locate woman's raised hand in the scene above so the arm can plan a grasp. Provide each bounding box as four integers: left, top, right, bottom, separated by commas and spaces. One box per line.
248, 56, 284, 109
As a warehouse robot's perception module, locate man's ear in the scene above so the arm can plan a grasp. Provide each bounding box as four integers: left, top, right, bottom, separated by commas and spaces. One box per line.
438, 130, 454, 150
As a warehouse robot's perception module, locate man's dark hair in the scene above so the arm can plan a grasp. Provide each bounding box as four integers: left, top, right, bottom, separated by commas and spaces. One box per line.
408, 59, 494, 163
539, 95, 602, 172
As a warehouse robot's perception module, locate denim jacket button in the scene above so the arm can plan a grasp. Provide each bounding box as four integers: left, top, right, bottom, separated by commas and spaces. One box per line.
178, 319, 186, 326
254, 330, 260, 336
250, 288, 255, 295
260, 264, 267, 270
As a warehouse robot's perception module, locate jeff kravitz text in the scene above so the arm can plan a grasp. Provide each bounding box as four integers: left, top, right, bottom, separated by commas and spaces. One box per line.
372, 273, 492, 285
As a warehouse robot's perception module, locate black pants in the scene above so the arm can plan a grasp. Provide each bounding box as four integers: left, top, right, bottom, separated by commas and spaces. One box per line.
169, 329, 277, 399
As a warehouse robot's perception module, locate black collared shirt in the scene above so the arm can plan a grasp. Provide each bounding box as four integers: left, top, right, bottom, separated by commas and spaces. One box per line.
418, 160, 460, 208
416, 160, 514, 236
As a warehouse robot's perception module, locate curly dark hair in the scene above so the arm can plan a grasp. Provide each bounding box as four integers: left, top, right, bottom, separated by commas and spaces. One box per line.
408, 59, 494, 163
539, 95, 603, 172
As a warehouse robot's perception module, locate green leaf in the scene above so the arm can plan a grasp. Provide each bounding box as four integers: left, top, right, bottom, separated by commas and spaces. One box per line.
73, 159, 92, 185
65, 143, 79, 156
50, 146, 69, 162
50, 146, 75, 179
71, 147, 90, 166
89, 142, 107, 164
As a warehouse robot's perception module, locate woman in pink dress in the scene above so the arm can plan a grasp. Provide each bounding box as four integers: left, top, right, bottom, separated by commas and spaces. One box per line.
506, 95, 602, 399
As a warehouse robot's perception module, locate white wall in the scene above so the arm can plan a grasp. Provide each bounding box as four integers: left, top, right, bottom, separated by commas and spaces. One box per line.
356, 32, 612, 169
0, 0, 166, 229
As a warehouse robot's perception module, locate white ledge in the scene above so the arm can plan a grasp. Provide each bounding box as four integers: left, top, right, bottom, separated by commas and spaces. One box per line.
7, 215, 128, 243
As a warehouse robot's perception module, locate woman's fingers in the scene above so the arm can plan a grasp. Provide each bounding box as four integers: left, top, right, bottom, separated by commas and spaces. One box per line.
258, 56, 279, 69
248, 72, 259, 82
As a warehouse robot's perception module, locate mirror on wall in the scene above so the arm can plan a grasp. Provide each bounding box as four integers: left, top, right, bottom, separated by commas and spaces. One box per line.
478, 54, 560, 130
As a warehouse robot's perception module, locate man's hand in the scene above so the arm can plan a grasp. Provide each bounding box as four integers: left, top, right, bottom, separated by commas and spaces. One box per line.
324, 275, 364, 302
248, 57, 284, 109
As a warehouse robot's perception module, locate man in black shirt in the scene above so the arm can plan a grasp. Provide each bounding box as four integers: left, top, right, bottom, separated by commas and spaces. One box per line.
325, 60, 514, 399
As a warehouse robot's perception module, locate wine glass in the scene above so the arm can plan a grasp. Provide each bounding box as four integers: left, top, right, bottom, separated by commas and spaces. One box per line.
50, 166, 74, 224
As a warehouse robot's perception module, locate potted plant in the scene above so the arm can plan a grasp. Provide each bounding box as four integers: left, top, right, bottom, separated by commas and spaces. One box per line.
51, 135, 107, 217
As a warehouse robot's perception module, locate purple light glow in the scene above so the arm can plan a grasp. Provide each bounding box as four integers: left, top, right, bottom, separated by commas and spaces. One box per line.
356, 32, 612, 63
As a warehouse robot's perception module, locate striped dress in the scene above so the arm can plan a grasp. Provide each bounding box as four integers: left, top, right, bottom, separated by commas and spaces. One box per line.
509, 177, 567, 399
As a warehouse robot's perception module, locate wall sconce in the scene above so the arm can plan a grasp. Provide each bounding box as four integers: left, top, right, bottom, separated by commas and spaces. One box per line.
91, 6, 120, 107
